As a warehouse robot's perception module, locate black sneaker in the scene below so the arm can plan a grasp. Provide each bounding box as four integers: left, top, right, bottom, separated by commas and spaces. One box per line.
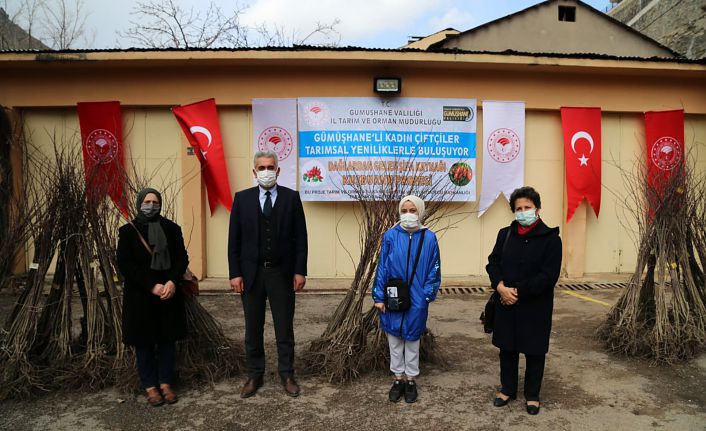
404, 380, 418, 403
388, 379, 406, 402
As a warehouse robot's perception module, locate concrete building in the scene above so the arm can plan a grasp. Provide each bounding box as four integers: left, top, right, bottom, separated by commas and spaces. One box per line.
608, 0, 706, 59
403, 28, 460, 50
0, 8, 49, 50
428, 0, 678, 58
2, 47, 704, 283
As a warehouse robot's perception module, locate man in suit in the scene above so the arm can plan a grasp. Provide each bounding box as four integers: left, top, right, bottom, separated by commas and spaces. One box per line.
228, 150, 308, 398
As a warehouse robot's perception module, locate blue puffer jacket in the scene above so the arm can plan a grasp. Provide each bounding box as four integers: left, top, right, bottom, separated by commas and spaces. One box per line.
372, 225, 441, 341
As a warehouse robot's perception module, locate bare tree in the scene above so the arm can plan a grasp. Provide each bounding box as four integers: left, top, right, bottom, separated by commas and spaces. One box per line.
38, 0, 90, 49
0, 0, 48, 49
121, 0, 340, 48
121, 0, 245, 49
1, 0, 90, 50
253, 19, 341, 47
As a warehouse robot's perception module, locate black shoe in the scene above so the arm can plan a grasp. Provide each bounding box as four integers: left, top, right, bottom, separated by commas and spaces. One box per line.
493, 393, 516, 407
404, 380, 418, 403
526, 403, 540, 415
388, 379, 405, 402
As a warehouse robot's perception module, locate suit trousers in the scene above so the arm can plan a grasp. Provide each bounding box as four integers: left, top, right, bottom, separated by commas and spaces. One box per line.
499, 349, 546, 401
241, 266, 295, 379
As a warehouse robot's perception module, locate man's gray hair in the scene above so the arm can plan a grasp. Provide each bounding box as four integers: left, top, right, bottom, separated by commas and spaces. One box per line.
253, 150, 278, 168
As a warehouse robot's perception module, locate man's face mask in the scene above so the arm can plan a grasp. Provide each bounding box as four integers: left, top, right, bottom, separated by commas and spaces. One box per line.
256, 169, 277, 188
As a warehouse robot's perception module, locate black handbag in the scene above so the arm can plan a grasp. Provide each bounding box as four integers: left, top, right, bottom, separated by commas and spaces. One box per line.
385, 230, 425, 312
480, 227, 511, 333
481, 292, 498, 334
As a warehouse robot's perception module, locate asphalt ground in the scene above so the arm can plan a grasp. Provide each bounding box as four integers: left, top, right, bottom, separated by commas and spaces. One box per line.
0, 279, 705, 430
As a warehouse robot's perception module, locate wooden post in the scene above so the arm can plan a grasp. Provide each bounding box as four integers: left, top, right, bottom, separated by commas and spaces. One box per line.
181, 144, 207, 280
564, 200, 587, 278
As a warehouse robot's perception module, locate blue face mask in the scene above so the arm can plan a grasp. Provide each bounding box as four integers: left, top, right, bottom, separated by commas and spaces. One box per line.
515, 209, 538, 226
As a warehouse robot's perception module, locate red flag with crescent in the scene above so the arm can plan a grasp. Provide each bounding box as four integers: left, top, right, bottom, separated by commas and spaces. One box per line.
77, 101, 129, 217
644, 109, 684, 193
172, 98, 233, 214
561, 107, 602, 222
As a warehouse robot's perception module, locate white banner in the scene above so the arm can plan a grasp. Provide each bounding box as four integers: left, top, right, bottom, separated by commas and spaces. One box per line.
297, 97, 477, 201
252, 98, 298, 189
478, 100, 525, 216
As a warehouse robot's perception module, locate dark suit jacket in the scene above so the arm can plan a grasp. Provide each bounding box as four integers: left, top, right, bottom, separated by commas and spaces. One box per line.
228, 185, 308, 291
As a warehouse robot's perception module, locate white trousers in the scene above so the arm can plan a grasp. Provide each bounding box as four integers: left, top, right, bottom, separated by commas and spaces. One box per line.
387, 333, 420, 378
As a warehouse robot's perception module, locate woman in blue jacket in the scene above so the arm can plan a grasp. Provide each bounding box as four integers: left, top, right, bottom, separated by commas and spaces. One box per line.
373, 195, 441, 404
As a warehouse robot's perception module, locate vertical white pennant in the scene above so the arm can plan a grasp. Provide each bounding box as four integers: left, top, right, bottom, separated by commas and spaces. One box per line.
479, 101, 526, 216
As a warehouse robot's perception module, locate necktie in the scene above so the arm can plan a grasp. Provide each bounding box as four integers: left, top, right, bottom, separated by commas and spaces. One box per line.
263, 191, 272, 218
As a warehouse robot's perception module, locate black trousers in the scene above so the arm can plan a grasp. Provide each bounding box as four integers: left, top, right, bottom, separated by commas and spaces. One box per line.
241, 267, 295, 379
499, 349, 546, 401
135, 342, 176, 389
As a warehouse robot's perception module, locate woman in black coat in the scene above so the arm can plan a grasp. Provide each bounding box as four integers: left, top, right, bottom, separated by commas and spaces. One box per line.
117, 188, 189, 407
485, 186, 562, 415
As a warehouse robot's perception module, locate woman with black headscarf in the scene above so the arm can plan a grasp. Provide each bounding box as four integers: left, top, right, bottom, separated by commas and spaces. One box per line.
117, 188, 189, 407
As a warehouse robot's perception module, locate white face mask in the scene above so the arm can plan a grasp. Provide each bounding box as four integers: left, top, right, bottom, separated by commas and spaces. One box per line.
256, 169, 277, 188
515, 209, 538, 226
400, 213, 420, 231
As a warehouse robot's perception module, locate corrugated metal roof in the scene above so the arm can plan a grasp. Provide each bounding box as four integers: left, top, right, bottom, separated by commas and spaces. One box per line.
1, 44, 704, 64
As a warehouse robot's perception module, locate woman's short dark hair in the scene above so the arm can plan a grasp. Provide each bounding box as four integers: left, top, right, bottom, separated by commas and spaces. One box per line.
509, 186, 541, 211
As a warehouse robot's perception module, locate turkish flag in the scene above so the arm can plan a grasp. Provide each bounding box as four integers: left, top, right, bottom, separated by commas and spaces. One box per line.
561, 107, 602, 222
172, 99, 233, 214
645, 109, 684, 192
77, 101, 129, 217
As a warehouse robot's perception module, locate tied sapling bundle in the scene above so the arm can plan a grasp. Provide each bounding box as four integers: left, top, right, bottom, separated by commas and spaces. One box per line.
302, 156, 472, 382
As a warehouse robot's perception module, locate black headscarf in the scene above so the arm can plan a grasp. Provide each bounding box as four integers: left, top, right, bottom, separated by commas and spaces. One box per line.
135, 187, 171, 271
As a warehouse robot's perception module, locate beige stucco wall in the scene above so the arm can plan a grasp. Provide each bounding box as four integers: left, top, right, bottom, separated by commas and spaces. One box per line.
21, 108, 705, 278
443, 0, 675, 57
20, 108, 185, 269
4, 49, 705, 279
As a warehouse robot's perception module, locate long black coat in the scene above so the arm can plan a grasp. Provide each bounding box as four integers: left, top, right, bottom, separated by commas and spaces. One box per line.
117, 217, 189, 346
227, 185, 308, 292
486, 220, 562, 355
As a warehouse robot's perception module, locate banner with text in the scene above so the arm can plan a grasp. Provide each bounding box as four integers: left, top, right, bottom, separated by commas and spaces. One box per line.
297, 97, 477, 201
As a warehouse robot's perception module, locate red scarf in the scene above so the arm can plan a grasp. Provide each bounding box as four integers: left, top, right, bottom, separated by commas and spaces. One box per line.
517, 219, 541, 235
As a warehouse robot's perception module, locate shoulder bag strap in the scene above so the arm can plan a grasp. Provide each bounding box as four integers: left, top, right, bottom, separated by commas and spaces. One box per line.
407, 229, 426, 286
128, 221, 154, 256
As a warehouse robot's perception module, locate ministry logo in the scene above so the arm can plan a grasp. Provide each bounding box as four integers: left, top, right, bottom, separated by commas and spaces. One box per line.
650, 136, 681, 171
258, 126, 294, 161
85, 129, 119, 164
303, 101, 330, 127
487, 128, 521, 163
